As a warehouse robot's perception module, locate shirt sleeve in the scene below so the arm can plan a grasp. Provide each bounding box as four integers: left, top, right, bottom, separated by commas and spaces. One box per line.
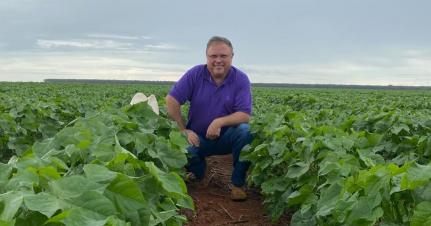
233, 75, 252, 115
168, 69, 195, 105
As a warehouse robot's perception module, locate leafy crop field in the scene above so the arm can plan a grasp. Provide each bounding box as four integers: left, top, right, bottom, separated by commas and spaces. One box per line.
247, 88, 431, 226
1, 82, 431, 226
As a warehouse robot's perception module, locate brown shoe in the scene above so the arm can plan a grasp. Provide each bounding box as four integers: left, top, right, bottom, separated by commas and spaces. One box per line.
185, 171, 213, 189
198, 172, 212, 189
230, 186, 247, 201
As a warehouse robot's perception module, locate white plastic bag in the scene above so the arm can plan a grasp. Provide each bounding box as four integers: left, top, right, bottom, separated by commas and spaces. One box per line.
130, 92, 159, 115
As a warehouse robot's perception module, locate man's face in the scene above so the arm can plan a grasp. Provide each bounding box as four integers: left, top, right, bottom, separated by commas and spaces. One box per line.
206, 42, 233, 79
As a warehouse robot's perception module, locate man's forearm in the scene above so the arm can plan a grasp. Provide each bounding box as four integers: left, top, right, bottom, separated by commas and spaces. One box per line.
170, 112, 187, 131
215, 112, 250, 127
166, 95, 186, 131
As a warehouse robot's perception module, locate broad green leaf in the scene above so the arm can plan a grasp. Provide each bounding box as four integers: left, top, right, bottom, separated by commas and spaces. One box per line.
318, 160, 339, 176
91, 136, 116, 161
287, 185, 312, 206
66, 191, 117, 217
345, 195, 383, 225
48, 156, 69, 171
268, 141, 285, 157
105, 216, 131, 226
261, 177, 289, 195
84, 164, 117, 183
24, 192, 60, 217
290, 209, 316, 226
0, 219, 15, 226
168, 131, 188, 150
0, 191, 23, 221
287, 162, 310, 179
0, 164, 12, 190
411, 201, 431, 226
153, 139, 187, 169
145, 162, 186, 195
50, 175, 106, 199
401, 163, 431, 190
38, 165, 61, 180
150, 210, 178, 226
133, 132, 157, 154
114, 135, 137, 159
391, 123, 410, 135
48, 208, 107, 226
32, 137, 57, 159
15, 206, 48, 226
105, 174, 147, 213
6, 167, 39, 190
316, 183, 342, 217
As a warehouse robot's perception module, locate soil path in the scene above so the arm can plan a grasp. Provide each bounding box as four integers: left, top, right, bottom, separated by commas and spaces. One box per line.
184, 155, 290, 226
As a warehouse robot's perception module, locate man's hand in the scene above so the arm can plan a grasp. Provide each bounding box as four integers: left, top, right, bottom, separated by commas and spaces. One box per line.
206, 119, 222, 140
183, 129, 200, 147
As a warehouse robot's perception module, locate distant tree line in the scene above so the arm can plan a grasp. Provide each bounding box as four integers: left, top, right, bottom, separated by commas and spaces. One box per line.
251, 83, 431, 90
44, 79, 175, 85
44, 79, 431, 90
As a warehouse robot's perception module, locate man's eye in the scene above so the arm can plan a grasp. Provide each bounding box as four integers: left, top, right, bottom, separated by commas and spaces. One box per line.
209, 55, 228, 59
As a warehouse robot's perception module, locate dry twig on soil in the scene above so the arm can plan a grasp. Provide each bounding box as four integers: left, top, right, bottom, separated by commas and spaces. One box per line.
217, 203, 234, 220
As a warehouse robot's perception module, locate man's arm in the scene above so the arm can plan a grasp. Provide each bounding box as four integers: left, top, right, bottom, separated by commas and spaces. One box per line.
165, 95, 186, 130
206, 112, 250, 140
214, 112, 250, 127
165, 95, 200, 147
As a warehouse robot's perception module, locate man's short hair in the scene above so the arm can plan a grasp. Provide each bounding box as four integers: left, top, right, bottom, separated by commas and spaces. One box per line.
206, 36, 234, 55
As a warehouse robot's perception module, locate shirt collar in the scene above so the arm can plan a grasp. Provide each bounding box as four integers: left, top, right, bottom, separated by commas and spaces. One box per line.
204, 65, 234, 86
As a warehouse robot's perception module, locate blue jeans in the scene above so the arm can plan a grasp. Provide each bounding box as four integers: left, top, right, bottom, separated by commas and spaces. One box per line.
186, 123, 252, 187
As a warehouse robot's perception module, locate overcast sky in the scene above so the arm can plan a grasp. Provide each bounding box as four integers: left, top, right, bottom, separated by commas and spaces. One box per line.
1, 0, 430, 85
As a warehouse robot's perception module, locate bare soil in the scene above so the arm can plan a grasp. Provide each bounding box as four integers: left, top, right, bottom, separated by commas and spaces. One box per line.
184, 155, 290, 226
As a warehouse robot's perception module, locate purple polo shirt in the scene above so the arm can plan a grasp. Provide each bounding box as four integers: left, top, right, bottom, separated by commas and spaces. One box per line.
169, 64, 252, 137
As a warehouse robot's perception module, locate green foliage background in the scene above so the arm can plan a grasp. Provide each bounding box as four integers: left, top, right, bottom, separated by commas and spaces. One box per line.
1, 83, 431, 225
245, 87, 431, 226
0, 83, 191, 226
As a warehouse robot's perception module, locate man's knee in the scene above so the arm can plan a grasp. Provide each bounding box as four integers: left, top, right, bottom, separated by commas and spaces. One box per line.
233, 123, 252, 143
236, 123, 250, 132
235, 123, 250, 136
187, 145, 199, 157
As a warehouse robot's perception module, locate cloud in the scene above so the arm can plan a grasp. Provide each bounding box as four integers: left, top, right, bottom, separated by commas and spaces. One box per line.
86, 33, 141, 40
240, 51, 431, 86
1, 48, 430, 86
36, 39, 132, 50
144, 43, 181, 51
141, 36, 153, 40
404, 49, 431, 57
0, 51, 188, 82
84, 33, 155, 41
35, 38, 183, 54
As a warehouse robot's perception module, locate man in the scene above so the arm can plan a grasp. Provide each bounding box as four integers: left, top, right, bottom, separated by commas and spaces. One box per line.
165, 36, 252, 201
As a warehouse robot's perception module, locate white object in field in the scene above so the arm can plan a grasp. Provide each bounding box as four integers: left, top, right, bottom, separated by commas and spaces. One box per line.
146, 94, 159, 115
130, 93, 159, 115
